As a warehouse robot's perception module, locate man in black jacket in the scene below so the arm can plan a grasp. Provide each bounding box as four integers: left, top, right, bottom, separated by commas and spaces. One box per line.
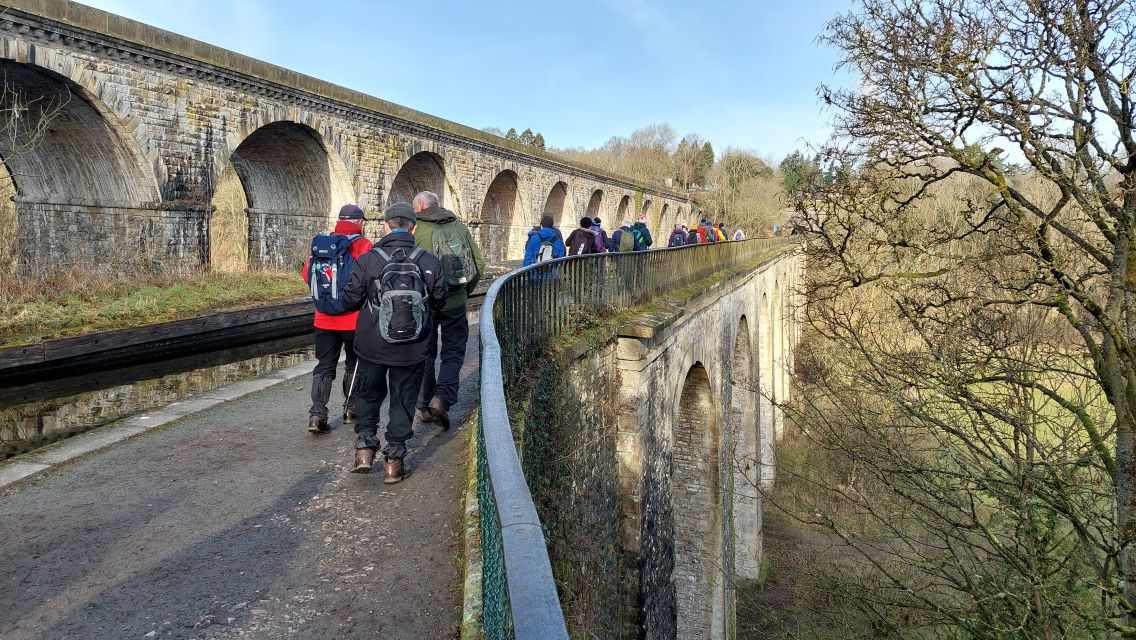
341, 202, 448, 482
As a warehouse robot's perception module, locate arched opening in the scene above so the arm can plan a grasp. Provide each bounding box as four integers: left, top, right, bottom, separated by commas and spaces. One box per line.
586, 189, 604, 218
672, 362, 725, 639
731, 317, 762, 580
478, 169, 525, 262
388, 150, 460, 211
676, 206, 687, 229
640, 197, 653, 220
209, 164, 248, 272
617, 195, 631, 222
0, 60, 158, 273
659, 203, 671, 232
542, 181, 571, 228
215, 121, 352, 271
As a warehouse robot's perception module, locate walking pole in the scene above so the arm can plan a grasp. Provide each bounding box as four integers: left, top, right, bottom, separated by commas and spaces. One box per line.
343, 360, 360, 419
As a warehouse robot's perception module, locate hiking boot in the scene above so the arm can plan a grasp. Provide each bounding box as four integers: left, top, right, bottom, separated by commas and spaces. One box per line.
350, 448, 374, 474
415, 408, 434, 424
429, 397, 451, 431
308, 415, 330, 434
343, 407, 357, 424
383, 457, 410, 484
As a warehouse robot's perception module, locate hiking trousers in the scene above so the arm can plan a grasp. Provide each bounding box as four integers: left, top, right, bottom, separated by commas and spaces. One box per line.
353, 358, 426, 455
417, 305, 469, 412
310, 328, 358, 418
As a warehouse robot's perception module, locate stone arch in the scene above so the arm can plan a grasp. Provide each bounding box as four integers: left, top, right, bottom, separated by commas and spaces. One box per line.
478, 168, 525, 262
676, 206, 687, 228
640, 197, 653, 220
671, 362, 726, 640
586, 189, 604, 218
223, 110, 360, 199
0, 59, 161, 273
542, 180, 571, 227
658, 203, 670, 231
617, 194, 631, 222
212, 120, 353, 271
388, 150, 462, 213
730, 316, 762, 580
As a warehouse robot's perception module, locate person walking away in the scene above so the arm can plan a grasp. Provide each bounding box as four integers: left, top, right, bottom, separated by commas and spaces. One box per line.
302, 204, 374, 434
591, 217, 608, 253
566, 216, 599, 256
339, 202, 448, 482
611, 220, 639, 252
410, 191, 484, 430
667, 223, 687, 248
733, 228, 745, 241
715, 223, 728, 242
701, 219, 718, 243
687, 225, 701, 246
631, 219, 653, 251
523, 215, 566, 265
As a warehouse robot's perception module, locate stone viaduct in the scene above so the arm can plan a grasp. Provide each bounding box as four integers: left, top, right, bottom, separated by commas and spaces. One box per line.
500, 245, 805, 639
0, 0, 700, 274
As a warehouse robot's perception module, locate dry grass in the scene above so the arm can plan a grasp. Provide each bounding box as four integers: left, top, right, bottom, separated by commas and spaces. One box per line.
0, 268, 307, 347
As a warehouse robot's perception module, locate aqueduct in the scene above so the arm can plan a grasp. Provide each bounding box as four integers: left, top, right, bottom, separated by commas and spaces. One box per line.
0, 3, 802, 638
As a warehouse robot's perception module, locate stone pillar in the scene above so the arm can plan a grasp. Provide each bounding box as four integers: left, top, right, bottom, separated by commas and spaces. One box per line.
615, 336, 649, 638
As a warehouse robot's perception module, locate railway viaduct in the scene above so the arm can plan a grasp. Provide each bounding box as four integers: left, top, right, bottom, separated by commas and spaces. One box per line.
0, 0, 698, 274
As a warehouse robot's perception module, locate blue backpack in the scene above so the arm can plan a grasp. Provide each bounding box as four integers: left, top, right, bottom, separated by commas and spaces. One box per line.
309, 233, 363, 314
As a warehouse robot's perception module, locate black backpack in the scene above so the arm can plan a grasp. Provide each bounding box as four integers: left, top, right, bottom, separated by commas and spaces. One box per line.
367, 247, 429, 344
567, 229, 594, 256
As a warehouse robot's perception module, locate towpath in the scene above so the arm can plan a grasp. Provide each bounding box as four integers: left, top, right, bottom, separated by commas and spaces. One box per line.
0, 323, 480, 640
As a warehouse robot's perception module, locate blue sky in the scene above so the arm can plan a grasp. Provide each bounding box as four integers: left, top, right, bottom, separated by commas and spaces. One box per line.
81, 0, 856, 162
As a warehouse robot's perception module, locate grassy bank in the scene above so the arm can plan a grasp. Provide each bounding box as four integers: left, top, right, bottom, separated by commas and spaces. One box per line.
1, 270, 308, 348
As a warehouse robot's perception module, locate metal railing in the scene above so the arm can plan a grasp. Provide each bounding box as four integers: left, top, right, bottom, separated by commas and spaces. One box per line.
476, 236, 796, 638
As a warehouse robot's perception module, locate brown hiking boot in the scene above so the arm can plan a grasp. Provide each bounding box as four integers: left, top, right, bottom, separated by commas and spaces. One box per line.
350, 448, 374, 474
383, 458, 410, 484
429, 397, 451, 431
415, 408, 434, 424
308, 415, 330, 434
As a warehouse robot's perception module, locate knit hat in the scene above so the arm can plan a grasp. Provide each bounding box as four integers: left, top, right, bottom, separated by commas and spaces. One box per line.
384, 202, 416, 223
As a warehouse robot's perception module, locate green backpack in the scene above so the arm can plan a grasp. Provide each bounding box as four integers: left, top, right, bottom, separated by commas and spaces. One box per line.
431, 221, 476, 286
618, 229, 634, 252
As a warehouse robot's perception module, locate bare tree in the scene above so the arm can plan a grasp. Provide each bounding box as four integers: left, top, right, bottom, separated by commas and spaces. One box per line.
0, 70, 66, 274
770, 0, 1136, 636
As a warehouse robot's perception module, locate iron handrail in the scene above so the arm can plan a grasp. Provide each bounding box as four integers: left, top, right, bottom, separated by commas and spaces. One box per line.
477, 236, 796, 637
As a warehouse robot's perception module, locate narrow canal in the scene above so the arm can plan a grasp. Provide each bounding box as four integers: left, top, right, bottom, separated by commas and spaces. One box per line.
1, 335, 315, 460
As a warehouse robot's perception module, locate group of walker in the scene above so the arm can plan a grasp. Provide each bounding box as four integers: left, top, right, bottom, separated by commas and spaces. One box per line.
302, 198, 742, 483
303, 193, 482, 484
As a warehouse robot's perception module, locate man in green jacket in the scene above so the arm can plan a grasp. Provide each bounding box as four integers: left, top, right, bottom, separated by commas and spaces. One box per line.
411, 191, 485, 428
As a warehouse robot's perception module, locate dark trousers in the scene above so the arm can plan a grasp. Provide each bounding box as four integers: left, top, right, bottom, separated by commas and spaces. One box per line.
310, 328, 358, 418
417, 305, 469, 411
354, 358, 426, 456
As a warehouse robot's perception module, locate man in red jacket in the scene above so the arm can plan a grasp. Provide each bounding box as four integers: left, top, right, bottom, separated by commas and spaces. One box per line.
302, 204, 374, 434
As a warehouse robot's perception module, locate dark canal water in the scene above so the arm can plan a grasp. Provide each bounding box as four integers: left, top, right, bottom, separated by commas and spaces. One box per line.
0, 335, 314, 460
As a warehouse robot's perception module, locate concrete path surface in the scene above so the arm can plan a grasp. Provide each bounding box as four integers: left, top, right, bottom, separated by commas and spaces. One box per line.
0, 323, 480, 640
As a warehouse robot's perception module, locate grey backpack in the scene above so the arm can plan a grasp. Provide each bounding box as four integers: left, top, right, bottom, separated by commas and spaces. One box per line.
367, 247, 428, 343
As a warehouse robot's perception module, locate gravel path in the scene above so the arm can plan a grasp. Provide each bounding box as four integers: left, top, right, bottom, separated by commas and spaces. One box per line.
0, 323, 480, 640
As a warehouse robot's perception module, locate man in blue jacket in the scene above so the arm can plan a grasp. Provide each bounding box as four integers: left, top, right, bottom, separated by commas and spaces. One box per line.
523, 215, 566, 265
